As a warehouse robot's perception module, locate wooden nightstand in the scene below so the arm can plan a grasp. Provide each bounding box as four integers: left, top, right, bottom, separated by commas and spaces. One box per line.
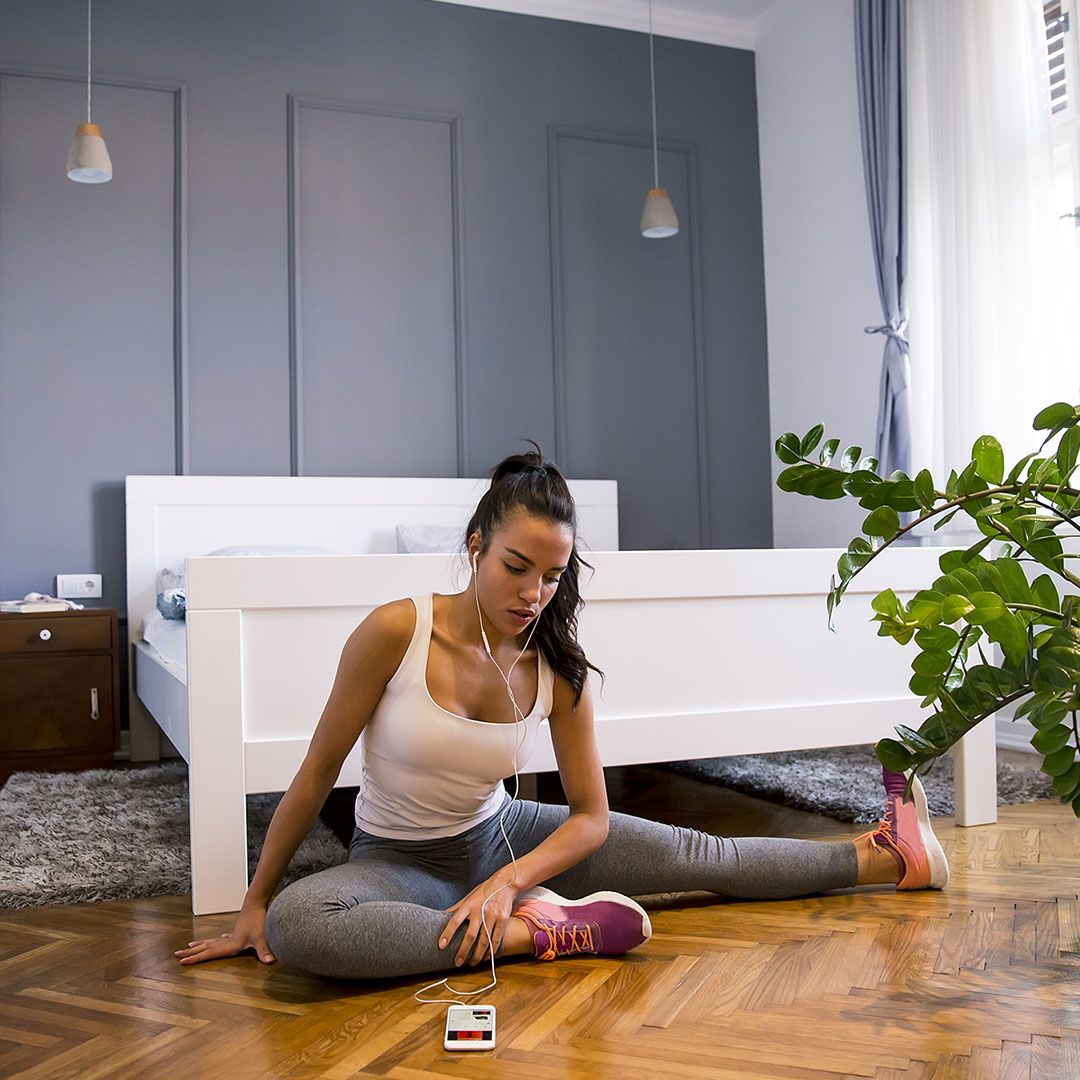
0, 608, 120, 784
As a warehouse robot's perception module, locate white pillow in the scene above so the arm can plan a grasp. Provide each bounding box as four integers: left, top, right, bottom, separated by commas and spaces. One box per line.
206, 544, 337, 557
157, 544, 337, 593
157, 563, 185, 593
395, 524, 463, 554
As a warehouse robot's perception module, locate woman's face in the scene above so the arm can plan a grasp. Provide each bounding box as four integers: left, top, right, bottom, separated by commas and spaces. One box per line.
470, 510, 574, 637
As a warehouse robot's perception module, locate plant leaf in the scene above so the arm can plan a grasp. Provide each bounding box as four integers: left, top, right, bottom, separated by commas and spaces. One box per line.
775, 432, 803, 464
984, 611, 1029, 667
1033, 402, 1075, 431
1032, 724, 1073, 755
819, 437, 840, 467
874, 738, 916, 772
1052, 761, 1080, 797
1042, 745, 1077, 777
913, 469, 936, 511
940, 594, 975, 623
871, 588, 902, 618
1031, 574, 1060, 613
863, 505, 901, 538
916, 625, 961, 651
966, 591, 1007, 624
1007, 452, 1038, 484
894, 724, 943, 755
841, 469, 883, 497
1057, 425, 1080, 481
800, 423, 825, 457
840, 445, 863, 473
913, 651, 952, 677
973, 435, 1005, 484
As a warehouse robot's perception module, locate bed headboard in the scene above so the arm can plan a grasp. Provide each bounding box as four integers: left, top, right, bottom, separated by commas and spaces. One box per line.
125, 474, 618, 631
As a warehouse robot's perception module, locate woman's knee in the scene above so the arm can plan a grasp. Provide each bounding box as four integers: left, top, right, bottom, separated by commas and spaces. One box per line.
264, 874, 349, 960
265, 886, 433, 980
263, 882, 308, 962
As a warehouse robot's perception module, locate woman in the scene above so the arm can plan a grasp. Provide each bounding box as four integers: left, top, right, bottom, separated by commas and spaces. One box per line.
175, 445, 950, 980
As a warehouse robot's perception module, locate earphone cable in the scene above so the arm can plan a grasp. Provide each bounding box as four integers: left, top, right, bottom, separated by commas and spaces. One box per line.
413, 558, 542, 1004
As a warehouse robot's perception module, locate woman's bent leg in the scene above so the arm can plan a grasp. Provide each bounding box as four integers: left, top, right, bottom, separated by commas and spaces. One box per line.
488, 800, 859, 901
265, 859, 477, 980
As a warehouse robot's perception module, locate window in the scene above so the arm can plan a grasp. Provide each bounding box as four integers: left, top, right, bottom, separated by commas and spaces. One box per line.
1046, 1, 1080, 231
1045, 1, 1072, 115
1046, 1, 1080, 344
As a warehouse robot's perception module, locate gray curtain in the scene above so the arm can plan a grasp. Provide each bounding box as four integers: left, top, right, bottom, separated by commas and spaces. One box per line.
854, 0, 911, 482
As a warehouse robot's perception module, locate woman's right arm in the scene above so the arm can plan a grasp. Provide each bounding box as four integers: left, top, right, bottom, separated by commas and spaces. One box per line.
175, 599, 414, 966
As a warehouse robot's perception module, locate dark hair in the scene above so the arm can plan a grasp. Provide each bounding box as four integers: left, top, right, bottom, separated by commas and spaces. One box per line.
465, 440, 603, 707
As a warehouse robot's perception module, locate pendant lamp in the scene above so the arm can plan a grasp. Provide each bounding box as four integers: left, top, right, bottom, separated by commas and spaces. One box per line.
66, 0, 113, 183
640, 0, 678, 238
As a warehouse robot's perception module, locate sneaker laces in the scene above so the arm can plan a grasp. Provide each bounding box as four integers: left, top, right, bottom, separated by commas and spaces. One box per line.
514, 908, 597, 961
853, 791, 903, 855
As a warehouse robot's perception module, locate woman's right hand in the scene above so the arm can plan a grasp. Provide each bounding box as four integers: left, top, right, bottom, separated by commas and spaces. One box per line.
174, 903, 275, 966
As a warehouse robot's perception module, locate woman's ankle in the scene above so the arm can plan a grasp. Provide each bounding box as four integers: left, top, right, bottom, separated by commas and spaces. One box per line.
500, 914, 535, 957
853, 835, 902, 885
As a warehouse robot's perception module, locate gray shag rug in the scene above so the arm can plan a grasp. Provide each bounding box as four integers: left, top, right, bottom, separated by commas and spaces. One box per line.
0, 762, 348, 910
0, 749, 1062, 909
657, 744, 1059, 824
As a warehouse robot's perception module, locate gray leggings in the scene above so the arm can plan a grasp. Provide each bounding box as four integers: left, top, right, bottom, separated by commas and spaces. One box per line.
264, 793, 859, 980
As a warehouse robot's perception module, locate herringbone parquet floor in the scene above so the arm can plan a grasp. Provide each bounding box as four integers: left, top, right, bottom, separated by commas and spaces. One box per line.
1, 750, 1078, 1079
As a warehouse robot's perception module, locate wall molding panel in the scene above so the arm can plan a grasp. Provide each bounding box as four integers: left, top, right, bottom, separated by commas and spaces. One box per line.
286, 95, 467, 477
0, 62, 189, 474
547, 124, 711, 547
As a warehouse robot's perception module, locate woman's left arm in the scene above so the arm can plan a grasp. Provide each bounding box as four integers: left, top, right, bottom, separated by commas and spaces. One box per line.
442, 674, 609, 966
501, 672, 609, 888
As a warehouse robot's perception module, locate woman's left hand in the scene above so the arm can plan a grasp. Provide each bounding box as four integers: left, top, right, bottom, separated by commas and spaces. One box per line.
440, 869, 519, 967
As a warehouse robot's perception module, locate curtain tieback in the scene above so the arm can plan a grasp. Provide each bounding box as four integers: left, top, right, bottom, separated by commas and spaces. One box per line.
863, 321, 909, 348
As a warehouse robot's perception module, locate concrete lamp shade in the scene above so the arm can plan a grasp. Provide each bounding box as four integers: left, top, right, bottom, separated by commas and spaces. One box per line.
640, 187, 679, 238
66, 122, 113, 183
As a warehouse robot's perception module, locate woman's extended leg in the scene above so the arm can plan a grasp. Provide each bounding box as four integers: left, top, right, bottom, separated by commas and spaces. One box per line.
484, 765, 949, 902
479, 797, 861, 901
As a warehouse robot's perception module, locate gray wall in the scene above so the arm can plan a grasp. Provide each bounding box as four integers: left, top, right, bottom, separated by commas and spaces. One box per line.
0, 0, 771, 620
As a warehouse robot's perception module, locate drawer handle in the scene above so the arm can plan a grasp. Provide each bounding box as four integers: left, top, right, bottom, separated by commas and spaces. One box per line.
38, 628, 52, 641
91, 688, 99, 721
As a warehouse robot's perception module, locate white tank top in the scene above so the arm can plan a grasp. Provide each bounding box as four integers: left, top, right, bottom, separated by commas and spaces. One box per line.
353, 593, 554, 839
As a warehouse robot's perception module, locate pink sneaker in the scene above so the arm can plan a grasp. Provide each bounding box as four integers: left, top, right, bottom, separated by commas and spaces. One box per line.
511, 886, 652, 961
854, 767, 950, 890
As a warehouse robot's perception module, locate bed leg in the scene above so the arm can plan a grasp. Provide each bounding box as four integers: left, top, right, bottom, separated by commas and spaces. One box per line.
187, 609, 249, 915
951, 719, 997, 827
128, 691, 162, 762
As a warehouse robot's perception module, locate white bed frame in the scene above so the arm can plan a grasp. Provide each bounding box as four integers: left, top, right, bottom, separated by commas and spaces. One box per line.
126, 475, 997, 915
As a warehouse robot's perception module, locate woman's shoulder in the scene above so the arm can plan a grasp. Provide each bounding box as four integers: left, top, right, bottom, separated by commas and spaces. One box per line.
340, 597, 418, 668
364, 597, 418, 642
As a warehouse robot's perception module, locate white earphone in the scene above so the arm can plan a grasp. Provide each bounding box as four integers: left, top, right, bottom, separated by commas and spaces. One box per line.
414, 547, 542, 1004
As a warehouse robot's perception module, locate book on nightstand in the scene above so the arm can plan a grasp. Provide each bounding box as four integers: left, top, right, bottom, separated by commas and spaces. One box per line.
0, 600, 70, 613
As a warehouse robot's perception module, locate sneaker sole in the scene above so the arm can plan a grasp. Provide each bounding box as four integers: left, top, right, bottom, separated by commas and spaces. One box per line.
517, 886, 653, 944
905, 771, 950, 889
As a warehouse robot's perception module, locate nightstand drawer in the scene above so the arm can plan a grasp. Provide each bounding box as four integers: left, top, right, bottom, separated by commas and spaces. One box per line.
0, 614, 112, 655
0, 656, 115, 752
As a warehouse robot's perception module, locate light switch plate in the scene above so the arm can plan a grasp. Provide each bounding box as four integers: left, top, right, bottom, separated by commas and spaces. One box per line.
56, 573, 102, 599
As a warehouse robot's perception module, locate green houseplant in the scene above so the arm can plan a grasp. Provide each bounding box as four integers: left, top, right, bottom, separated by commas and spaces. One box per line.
774, 401, 1080, 816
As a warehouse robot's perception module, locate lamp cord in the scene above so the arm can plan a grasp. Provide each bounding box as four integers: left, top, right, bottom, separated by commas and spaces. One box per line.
648, 0, 658, 189
85, 0, 92, 123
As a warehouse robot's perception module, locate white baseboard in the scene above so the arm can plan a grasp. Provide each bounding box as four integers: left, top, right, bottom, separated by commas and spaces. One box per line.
997, 712, 1039, 755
